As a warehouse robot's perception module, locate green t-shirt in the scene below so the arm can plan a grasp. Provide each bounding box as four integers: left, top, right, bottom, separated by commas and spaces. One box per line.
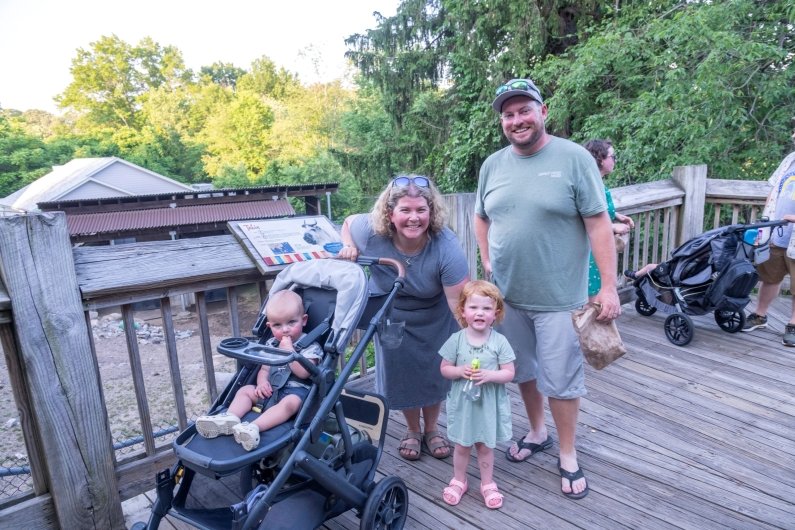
475, 137, 606, 310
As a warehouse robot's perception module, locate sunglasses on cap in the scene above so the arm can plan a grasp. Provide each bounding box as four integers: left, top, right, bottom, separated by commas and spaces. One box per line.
391, 176, 430, 188
495, 79, 538, 96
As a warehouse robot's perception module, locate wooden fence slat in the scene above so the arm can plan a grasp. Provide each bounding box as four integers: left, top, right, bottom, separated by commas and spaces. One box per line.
195, 291, 218, 402
0, 323, 47, 494
121, 304, 156, 456
160, 297, 188, 431
0, 212, 124, 529
228, 286, 241, 338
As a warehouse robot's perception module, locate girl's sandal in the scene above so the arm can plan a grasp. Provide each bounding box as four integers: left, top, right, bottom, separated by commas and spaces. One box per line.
480, 482, 504, 509
442, 478, 468, 506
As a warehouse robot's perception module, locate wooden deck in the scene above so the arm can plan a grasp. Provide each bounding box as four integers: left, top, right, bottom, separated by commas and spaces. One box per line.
124, 294, 795, 529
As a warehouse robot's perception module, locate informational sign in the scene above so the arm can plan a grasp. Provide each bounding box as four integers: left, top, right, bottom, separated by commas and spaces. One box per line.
228, 216, 342, 274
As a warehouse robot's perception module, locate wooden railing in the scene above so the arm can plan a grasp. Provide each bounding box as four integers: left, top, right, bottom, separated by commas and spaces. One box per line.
0, 165, 772, 529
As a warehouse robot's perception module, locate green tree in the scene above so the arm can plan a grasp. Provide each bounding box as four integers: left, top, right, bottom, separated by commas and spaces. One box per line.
347, 0, 794, 190
538, 0, 795, 184
199, 62, 247, 89
0, 114, 78, 197
333, 83, 403, 196
57, 35, 192, 132
345, 0, 608, 190
237, 56, 298, 100
200, 89, 275, 181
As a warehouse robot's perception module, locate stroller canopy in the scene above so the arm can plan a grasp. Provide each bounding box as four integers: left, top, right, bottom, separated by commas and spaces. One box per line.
268, 259, 369, 354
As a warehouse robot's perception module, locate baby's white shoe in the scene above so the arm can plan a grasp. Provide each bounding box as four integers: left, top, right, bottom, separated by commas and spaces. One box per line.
195, 412, 240, 438
233, 422, 260, 451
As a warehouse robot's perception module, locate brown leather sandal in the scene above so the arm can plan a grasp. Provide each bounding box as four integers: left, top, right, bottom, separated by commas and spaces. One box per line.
423, 430, 452, 459
398, 431, 422, 460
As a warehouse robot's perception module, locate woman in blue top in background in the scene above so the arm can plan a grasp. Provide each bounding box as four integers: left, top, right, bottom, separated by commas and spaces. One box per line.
339, 175, 469, 461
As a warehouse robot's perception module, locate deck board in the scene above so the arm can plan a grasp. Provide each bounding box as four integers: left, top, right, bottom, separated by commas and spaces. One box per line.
125, 294, 795, 529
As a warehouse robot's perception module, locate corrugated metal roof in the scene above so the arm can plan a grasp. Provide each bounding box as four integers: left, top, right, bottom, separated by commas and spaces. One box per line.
67, 199, 295, 236
38, 182, 339, 211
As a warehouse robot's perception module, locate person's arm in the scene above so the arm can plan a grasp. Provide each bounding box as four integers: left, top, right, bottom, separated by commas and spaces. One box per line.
440, 358, 468, 380
474, 214, 492, 278
338, 215, 360, 261
443, 278, 468, 317
584, 211, 620, 321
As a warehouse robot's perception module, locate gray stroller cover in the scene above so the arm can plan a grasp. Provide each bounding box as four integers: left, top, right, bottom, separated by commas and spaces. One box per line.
267, 258, 368, 354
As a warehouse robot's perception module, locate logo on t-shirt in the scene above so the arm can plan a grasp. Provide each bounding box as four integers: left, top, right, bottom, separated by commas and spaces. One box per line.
538, 171, 562, 178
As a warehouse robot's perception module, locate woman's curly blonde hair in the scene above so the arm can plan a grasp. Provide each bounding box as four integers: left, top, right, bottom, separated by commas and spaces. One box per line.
369, 175, 448, 238
454, 280, 505, 328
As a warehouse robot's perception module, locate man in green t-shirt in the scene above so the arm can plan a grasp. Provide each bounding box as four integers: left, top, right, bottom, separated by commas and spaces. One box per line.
474, 78, 621, 500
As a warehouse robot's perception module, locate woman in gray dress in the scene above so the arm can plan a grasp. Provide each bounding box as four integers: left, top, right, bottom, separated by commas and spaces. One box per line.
339, 175, 469, 460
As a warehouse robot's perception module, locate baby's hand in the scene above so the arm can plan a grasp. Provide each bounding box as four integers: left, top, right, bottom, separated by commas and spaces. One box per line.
279, 336, 294, 351
255, 381, 273, 399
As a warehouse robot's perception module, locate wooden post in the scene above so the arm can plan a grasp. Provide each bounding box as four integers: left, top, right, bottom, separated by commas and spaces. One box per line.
671, 165, 708, 246
442, 193, 478, 280
0, 213, 124, 529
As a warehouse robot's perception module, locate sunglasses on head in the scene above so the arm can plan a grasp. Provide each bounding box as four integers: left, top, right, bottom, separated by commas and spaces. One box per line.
495, 80, 537, 96
392, 176, 430, 188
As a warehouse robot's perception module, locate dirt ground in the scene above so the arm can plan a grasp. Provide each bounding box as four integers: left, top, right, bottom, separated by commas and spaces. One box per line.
99, 295, 264, 455
0, 291, 264, 496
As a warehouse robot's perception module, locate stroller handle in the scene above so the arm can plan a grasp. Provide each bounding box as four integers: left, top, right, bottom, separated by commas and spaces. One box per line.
741, 218, 790, 230
354, 256, 406, 281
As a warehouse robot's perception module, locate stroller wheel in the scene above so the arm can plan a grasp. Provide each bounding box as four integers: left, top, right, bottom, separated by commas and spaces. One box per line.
635, 295, 657, 317
664, 313, 694, 346
360, 476, 409, 530
714, 310, 745, 333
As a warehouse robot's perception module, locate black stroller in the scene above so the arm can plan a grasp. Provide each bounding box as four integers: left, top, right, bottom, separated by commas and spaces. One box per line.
132, 257, 409, 530
631, 219, 787, 346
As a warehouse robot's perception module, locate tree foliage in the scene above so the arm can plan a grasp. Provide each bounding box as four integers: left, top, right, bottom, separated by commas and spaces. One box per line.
539, 0, 795, 185
3, 4, 793, 216
345, 0, 795, 190
57, 35, 192, 132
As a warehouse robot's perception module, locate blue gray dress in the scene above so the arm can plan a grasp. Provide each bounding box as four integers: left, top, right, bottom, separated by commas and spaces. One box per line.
349, 215, 469, 410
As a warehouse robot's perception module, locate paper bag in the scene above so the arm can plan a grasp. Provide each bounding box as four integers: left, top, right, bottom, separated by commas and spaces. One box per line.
572, 304, 627, 370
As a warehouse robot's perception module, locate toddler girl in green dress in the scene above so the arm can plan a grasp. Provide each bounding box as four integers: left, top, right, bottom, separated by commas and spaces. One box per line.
439, 280, 515, 509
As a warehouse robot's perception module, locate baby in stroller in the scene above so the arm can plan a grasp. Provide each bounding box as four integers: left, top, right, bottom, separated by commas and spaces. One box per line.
134, 258, 411, 530
194, 290, 323, 450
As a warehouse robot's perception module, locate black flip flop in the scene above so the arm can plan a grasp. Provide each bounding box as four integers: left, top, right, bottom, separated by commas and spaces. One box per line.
505, 434, 553, 462
558, 459, 589, 500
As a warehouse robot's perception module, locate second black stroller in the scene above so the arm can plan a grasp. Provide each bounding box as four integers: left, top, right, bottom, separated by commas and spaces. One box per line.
133, 257, 409, 530
631, 219, 787, 346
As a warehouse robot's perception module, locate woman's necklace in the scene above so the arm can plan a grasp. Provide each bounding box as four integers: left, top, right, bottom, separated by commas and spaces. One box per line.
397, 250, 421, 267
394, 236, 427, 267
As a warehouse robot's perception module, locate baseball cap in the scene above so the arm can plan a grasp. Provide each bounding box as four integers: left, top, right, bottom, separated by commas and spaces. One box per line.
492, 78, 544, 113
